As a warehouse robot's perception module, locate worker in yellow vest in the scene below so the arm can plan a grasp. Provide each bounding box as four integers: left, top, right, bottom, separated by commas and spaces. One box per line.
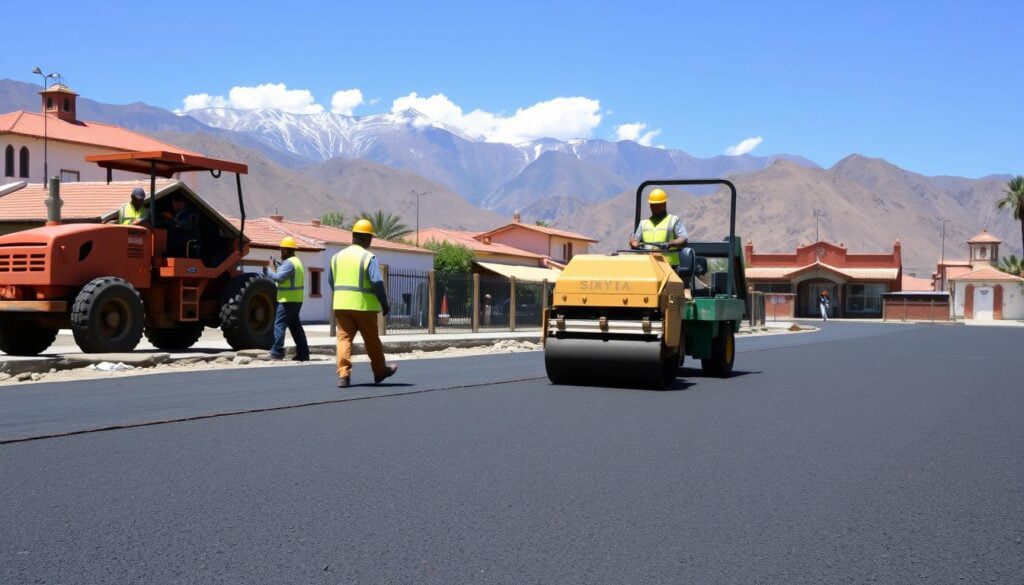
328, 219, 396, 388
267, 236, 310, 361
628, 188, 688, 266
114, 187, 150, 225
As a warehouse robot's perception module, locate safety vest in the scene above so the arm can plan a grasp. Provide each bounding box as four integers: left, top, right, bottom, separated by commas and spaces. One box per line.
277, 256, 305, 303
331, 245, 381, 312
118, 203, 148, 225
640, 214, 681, 266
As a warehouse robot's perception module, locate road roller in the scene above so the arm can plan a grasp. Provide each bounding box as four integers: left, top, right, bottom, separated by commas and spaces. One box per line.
543, 179, 748, 389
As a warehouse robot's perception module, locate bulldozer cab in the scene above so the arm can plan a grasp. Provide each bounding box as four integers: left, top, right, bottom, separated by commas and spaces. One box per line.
86, 150, 250, 259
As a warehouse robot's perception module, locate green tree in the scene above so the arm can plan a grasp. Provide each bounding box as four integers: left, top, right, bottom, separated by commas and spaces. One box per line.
996, 175, 1024, 251
423, 240, 474, 276
535, 220, 552, 227
356, 210, 412, 242
320, 211, 348, 228
998, 254, 1023, 277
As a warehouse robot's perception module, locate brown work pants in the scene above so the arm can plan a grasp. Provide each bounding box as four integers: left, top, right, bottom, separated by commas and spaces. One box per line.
334, 310, 386, 380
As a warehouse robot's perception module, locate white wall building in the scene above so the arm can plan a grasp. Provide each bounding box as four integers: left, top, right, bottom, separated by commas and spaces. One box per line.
947, 230, 1024, 321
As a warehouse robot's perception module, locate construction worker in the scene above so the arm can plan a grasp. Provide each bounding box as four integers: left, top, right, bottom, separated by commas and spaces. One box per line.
115, 187, 149, 225
628, 188, 688, 266
267, 236, 310, 361
328, 219, 396, 388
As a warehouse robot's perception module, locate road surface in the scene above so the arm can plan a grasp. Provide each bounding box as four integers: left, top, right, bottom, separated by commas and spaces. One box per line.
2, 322, 1022, 584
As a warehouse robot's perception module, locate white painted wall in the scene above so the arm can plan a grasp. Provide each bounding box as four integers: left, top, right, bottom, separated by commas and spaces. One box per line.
952, 280, 1024, 320
1, 135, 134, 183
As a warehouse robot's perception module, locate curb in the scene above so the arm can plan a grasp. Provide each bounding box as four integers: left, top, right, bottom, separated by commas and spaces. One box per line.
0, 335, 543, 384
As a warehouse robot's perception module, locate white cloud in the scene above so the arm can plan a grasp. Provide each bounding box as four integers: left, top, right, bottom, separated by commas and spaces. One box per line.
390, 92, 603, 143
615, 122, 661, 147
181, 83, 325, 114
725, 136, 764, 156
330, 89, 364, 116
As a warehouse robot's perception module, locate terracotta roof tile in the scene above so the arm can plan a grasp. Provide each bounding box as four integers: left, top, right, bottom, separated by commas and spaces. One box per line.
901, 275, 935, 291
0, 111, 199, 155
477, 222, 599, 243
0, 179, 177, 221
227, 218, 432, 255
417, 228, 546, 259
967, 229, 1001, 244
949, 267, 1024, 282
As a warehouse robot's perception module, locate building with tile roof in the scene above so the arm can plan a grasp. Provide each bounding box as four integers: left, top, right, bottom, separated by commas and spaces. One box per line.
1, 84, 197, 185
934, 230, 1024, 320
232, 214, 434, 324
475, 213, 597, 264
744, 239, 904, 318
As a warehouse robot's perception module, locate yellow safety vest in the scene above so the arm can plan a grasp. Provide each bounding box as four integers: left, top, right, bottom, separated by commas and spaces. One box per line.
640, 214, 681, 266
277, 256, 305, 303
118, 202, 149, 225
331, 245, 381, 312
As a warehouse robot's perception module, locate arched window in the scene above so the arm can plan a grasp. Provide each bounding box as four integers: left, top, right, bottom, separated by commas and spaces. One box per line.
46, 96, 54, 111
3, 145, 13, 177
63, 98, 71, 112
19, 146, 29, 178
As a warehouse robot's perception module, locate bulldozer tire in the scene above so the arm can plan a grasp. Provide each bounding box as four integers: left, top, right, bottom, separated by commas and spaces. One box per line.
0, 316, 58, 356
70, 277, 145, 353
701, 323, 735, 378
144, 323, 205, 350
220, 274, 276, 350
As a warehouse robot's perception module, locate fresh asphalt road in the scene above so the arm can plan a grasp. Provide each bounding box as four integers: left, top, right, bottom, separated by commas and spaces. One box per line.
1, 322, 1022, 584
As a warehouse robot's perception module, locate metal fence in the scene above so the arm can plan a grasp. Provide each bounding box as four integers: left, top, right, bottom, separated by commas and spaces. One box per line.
379, 266, 550, 334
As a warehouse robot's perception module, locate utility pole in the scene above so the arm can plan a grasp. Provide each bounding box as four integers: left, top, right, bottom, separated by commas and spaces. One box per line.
32, 67, 60, 184
813, 208, 825, 243
940, 219, 951, 264
411, 189, 431, 247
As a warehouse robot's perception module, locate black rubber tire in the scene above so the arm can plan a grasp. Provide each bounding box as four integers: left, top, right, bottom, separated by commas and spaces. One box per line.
220, 273, 277, 350
0, 316, 59, 356
657, 347, 680, 389
70, 277, 145, 353
701, 323, 735, 378
144, 323, 205, 350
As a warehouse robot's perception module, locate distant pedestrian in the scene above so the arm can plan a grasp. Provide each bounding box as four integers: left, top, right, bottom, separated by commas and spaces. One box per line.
328, 219, 397, 388
267, 237, 310, 362
819, 290, 831, 321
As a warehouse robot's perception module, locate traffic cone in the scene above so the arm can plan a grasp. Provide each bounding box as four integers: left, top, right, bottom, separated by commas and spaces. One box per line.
439, 295, 450, 324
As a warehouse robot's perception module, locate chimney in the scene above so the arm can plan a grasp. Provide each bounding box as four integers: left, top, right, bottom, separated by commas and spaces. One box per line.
270, 214, 284, 222
45, 177, 62, 225
310, 219, 321, 226
40, 84, 79, 123
512, 213, 521, 223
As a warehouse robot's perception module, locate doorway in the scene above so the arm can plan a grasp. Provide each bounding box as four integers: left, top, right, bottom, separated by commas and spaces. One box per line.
973, 286, 994, 320
799, 280, 839, 318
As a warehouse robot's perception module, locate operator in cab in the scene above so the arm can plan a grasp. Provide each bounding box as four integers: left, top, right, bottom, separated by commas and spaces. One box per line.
628, 188, 688, 267
156, 192, 200, 257
112, 187, 149, 226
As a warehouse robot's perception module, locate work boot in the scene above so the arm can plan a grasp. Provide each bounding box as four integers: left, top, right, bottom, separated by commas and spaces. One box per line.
266, 353, 285, 361
337, 377, 350, 388
290, 355, 310, 362
373, 364, 398, 385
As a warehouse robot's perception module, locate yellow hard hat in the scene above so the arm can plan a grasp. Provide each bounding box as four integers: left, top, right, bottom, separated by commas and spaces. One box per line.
352, 219, 375, 235
280, 236, 298, 249
648, 188, 668, 204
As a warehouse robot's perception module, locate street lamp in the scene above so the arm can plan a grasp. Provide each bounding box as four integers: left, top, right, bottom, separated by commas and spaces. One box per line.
32, 67, 61, 184
412, 189, 431, 247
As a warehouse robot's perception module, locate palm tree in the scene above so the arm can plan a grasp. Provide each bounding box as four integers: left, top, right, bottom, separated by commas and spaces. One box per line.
356, 210, 412, 242
998, 254, 1023, 277
535, 220, 553, 227
320, 211, 348, 228
997, 175, 1024, 251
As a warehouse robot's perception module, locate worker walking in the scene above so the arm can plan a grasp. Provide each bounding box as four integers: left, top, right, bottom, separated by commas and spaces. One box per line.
819, 290, 831, 322
267, 237, 310, 361
115, 187, 149, 225
628, 188, 688, 266
328, 219, 396, 388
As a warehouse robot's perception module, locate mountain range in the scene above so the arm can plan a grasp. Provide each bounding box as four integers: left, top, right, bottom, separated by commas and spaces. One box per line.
0, 79, 1019, 273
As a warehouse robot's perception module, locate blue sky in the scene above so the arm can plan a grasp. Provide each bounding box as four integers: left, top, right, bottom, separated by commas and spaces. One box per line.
2, 0, 1020, 177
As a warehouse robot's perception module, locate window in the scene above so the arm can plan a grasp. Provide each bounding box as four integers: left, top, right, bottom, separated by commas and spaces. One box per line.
562, 242, 573, 261
63, 98, 71, 112
3, 145, 12, 177
46, 96, 54, 111
60, 170, 80, 183
18, 147, 29, 178
754, 283, 793, 293
845, 283, 887, 314
309, 268, 323, 298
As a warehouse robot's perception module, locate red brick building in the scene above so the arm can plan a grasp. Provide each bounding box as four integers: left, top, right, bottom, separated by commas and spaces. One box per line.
745, 240, 903, 318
